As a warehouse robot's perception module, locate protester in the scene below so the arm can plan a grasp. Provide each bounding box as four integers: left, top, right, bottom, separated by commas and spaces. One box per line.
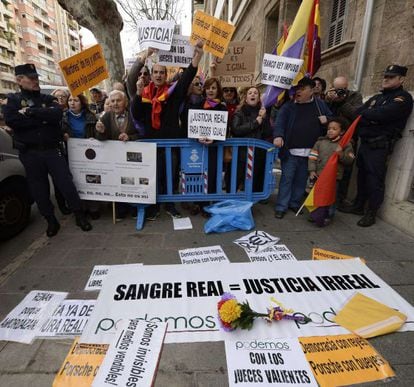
313, 76, 326, 100
89, 87, 105, 115
341, 65, 413, 227
126, 49, 153, 99
3, 63, 92, 236
51, 88, 69, 110
231, 86, 272, 193
131, 40, 204, 221
112, 82, 125, 92
100, 96, 112, 118
273, 77, 332, 219
308, 117, 354, 226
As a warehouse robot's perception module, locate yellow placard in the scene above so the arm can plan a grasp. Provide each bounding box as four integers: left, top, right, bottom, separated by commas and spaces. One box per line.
312, 248, 366, 263
334, 292, 407, 338
53, 337, 108, 387
190, 10, 235, 58
58, 44, 109, 96
299, 334, 395, 387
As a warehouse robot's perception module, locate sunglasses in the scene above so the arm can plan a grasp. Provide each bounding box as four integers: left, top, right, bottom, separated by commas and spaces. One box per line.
193, 82, 202, 87
140, 72, 149, 76
223, 88, 234, 93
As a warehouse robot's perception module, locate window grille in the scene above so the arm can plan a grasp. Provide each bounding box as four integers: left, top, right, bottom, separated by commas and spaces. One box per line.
328, 0, 347, 48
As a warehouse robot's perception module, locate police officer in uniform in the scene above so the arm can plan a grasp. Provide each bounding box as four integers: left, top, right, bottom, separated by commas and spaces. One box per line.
3, 64, 92, 236
343, 65, 413, 227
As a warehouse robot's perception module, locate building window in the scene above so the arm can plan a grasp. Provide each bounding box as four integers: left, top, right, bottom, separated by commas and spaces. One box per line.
328, 0, 347, 48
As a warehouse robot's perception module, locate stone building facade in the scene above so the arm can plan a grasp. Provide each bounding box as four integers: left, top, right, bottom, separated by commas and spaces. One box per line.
201, 0, 414, 235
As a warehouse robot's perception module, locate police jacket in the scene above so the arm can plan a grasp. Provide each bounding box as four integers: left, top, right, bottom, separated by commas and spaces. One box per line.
3, 89, 63, 147
356, 86, 413, 139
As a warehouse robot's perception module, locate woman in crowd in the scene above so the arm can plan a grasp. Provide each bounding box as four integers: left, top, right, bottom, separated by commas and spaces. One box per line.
231, 86, 272, 193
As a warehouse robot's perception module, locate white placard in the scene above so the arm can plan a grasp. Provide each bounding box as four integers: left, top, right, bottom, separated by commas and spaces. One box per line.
80, 259, 414, 345
138, 20, 175, 50
92, 319, 167, 387
68, 138, 157, 204
173, 217, 193, 230
84, 264, 143, 291
225, 337, 318, 386
0, 291, 67, 344
124, 57, 137, 71
178, 245, 229, 264
247, 244, 297, 262
38, 300, 96, 337
188, 109, 228, 141
234, 231, 280, 253
261, 54, 304, 89
157, 34, 194, 68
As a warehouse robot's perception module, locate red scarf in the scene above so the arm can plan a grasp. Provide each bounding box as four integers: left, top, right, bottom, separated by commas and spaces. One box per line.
141, 82, 170, 130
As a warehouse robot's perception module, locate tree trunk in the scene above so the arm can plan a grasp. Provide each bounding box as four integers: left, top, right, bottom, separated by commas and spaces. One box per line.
57, 0, 124, 84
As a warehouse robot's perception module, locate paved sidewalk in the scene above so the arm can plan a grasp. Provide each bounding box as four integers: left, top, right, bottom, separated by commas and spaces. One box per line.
0, 197, 413, 386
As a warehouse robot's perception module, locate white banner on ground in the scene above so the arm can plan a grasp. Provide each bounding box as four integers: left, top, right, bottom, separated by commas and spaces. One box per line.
0, 291, 67, 344
68, 139, 157, 204
261, 54, 304, 89
247, 244, 297, 262
138, 20, 175, 50
188, 109, 228, 141
38, 300, 96, 337
84, 264, 143, 291
225, 337, 318, 386
178, 245, 229, 264
92, 319, 167, 387
157, 35, 194, 67
234, 231, 280, 253
80, 259, 414, 345
173, 217, 193, 230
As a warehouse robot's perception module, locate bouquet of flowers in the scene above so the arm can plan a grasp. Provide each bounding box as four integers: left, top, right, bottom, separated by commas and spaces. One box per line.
217, 293, 311, 331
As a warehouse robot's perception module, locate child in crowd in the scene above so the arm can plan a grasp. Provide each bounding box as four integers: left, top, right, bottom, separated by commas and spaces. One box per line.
308, 117, 354, 226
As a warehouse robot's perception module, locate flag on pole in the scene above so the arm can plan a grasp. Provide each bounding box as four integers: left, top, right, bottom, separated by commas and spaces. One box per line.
306, 0, 321, 76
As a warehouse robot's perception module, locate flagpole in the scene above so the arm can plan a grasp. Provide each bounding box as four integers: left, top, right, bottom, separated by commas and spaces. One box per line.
296, 201, 306, 216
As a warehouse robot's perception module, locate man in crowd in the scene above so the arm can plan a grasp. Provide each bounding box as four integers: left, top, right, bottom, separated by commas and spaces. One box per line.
313, 76, 327, 100
89, 87, 105, 115
3, 64, 92, 236
131, 40, 204, 221
273, 77, 332, 219
342, 65, 413, 227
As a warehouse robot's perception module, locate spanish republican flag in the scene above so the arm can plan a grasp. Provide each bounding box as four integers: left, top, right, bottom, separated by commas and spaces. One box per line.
306, 0, 321, 76
304, 116, 361, 213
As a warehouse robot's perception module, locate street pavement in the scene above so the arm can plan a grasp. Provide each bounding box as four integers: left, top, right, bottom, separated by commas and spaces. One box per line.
0, 196, 413, 387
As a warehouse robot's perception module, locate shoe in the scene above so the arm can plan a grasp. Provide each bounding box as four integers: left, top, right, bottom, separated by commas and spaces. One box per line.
357, 210, 376, 227
166, 206, 182, 219
200, 209, 210, 218
46, 216, 60, 237
289, 207, 303, 215
75, 212, 92, 231
145, 206, 160, 221
258, 199, 269, 205
338, 203, 364, 215
274, 210, 285, 219
89, 211, 101, 220
58, 203, 72, 215
131, 207, 138, 220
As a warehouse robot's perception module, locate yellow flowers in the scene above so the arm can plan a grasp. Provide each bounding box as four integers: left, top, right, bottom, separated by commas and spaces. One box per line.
218, 299, 242, 323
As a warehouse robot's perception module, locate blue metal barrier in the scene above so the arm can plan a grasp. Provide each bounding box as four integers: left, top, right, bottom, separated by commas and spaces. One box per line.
134, 138, 278, 230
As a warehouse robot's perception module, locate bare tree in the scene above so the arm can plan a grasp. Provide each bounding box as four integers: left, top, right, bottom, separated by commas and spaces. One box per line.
115, 0, 182, 32
57, 0, 125, 84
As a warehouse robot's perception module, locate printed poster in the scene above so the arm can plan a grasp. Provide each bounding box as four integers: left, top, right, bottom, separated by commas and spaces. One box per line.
247, 244, 297, 262
157, 35, 194, 68
68, 138, 156, 204
178, 245, 229, 264
187, 109, 228, 141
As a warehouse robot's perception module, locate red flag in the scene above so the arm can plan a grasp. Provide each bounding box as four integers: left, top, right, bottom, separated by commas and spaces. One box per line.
306, 0, 321, 76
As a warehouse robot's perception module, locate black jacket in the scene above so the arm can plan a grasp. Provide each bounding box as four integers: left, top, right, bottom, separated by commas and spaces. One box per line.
231, 105, 272, 140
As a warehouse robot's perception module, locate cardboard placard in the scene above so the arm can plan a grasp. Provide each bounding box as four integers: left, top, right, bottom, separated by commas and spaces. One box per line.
59, 44, 109, 96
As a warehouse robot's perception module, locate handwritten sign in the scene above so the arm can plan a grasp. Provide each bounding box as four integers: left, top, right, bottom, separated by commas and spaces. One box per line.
179, 245, 229, 264
190, 10, 235, 58
59, 44, 109, 96
188, 109, 228, 141
214, 41, 257, 87
261, 54, 304, 89
234, 230, 280, 253
138, 19, 175, 50
158, 35, 194, 68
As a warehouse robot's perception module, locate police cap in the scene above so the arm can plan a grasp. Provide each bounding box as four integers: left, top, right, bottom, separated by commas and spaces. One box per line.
384, 65, 407, 77
14, 63, 39, 77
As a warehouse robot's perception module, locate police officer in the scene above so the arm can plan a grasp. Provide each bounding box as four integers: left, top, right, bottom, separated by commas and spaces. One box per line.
343, 65, 413, 227
3, 63, 92, 236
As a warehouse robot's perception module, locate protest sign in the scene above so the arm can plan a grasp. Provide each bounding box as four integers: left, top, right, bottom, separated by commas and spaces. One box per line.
247, 244, 297, 262
80, 259, 414, 345
92, 319, 167, 387
138, 19, 175, 50
190, 10, 235, 58
0, 291, 67, 344
225, 337, 318, 386
188, 109, 228, 141
173, 217, 193, 230
178, 245, 229, 264
158, 35, 194, 68
68, 138, 156, 204
313, 248, 359, 261
39, 300, 96, 338
59, 44, 108, 96
214, 41, 257, 87
234, 230, 280, 253
299, 334, 395, 386
53, 338, 109, 387
84, 264, 143, 291
124, 57, 137, 71
261, 54, 304, 89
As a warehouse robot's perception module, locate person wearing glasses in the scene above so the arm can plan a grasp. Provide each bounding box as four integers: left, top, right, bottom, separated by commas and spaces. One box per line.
51, 89, 70, 111
126, 48, 154, 100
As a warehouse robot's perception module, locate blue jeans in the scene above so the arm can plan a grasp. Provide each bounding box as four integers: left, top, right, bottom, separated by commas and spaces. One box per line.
275, 153, 308, 212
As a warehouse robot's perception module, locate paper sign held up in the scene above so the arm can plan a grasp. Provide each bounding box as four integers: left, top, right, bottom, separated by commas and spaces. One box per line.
138, 19, 175, 50
188, 109, 228, 141
158, 35, 194, 68
59, 44, 108, 96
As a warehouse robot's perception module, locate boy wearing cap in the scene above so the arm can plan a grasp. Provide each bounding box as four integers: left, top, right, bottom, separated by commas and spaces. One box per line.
343, 64, 413, 227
